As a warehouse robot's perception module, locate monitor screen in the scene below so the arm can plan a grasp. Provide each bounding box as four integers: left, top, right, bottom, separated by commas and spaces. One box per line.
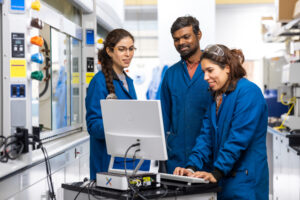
101, 100, 168, 162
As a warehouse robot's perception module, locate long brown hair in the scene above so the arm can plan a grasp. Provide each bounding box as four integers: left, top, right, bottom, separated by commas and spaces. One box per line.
200, 44, 246, 87
98, 29, 134, 94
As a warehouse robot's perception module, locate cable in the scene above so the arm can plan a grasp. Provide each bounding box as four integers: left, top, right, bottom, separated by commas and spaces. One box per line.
0, 135, 6, 148
39, 39, 50, 98
0, 135, 24, 162
0, 132, 55, 200
275, 95, 296, 130
28, 134, 56, 200
73, 181, 90, 200
88, 180, 106, 200
5, 140, 24, 160
41, 146, 56, 200
124, 143, 149, 200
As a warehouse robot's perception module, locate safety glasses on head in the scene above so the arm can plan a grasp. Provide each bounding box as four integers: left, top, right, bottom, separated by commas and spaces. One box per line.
204, 44, 224, 57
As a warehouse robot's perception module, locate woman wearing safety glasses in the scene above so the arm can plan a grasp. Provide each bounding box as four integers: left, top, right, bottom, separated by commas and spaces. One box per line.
174, 44, 268, 200
85, 29, 138, 180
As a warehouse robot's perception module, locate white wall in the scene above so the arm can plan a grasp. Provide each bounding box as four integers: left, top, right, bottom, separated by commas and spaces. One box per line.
96, 0, 124, 30
157, 0, 216, 66
215, 4, 283, 60
215, 4, 285, 90
103, 0, 124, 23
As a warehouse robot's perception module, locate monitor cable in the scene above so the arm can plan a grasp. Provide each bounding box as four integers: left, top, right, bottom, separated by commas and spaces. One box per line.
124, 142, 149, 200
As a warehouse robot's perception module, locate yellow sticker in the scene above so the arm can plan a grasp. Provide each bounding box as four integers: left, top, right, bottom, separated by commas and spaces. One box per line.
86, 73, 95, 84
10, 59, 27, 78
72, 72, 80, 84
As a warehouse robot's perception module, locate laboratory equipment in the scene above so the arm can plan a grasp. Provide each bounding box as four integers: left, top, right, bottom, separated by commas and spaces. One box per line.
278, 63, 300, 131
97, 100, 168, 190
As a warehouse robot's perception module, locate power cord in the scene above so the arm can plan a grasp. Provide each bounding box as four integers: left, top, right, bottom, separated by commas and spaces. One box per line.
0, 135, 24, 162
73, 179, 91, 200
124, 142, 149, 200
0, 132, 56, 200
29, 134, 56, 200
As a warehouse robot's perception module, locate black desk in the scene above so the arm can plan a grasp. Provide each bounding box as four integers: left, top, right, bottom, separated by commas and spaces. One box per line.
62, 180, 220, 200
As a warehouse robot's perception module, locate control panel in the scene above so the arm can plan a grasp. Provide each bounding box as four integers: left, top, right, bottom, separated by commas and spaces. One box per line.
11, 32, 25, 58
87, 57, 94, 72
11, 84, 26, 98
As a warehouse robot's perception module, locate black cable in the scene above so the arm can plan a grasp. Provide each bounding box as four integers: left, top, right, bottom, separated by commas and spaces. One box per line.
0, 135, 6, 148
157, 184, 169, 199
73, 181, 90, 200
4, 135, 24, 160
28, 134, 56, 200
89, 180, 106, 200
41, 146, 56, 200
5, 140, 24, 160
0, 136, 7, 163
124, 143, 149, 200
88, 180, 94, 200
39, 39, 50, 98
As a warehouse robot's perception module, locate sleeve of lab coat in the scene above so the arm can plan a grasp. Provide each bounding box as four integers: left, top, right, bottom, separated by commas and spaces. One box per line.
213, 85, 266, 175
85, 76, 107, 140
186, 110, 213, 171
160, 70, 171, 133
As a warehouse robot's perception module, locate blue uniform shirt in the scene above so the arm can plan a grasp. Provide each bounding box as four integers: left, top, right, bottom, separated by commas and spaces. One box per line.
187, 78, 269, 200
85, 71, 137, 180
160, 60, 211, 173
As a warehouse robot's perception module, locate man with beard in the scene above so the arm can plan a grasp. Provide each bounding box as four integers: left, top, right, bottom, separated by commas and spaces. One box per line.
160, 16, 211, 174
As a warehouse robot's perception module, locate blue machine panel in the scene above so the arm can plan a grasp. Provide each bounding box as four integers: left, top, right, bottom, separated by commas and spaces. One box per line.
86, 29, 95, 45
11, 84, 26, 98
10, 0, 25, 11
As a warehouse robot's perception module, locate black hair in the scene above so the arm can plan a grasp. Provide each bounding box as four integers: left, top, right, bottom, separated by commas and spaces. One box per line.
170, 15, 200, 35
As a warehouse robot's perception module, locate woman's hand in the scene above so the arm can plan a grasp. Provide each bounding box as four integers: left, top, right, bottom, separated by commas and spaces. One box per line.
190, 171, 217, 183
173, 167, 193, 176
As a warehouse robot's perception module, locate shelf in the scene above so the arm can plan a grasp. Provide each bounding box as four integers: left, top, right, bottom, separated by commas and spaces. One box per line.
264, 18, 300, 42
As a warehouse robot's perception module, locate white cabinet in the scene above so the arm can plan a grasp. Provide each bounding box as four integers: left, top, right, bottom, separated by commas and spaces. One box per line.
272, 133, 300, 200
0, 138, 90, 200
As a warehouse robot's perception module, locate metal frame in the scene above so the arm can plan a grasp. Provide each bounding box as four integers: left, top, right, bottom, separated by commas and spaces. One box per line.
31, 2, 82, 40
41, 124, 83, 141
2, 0, 29, 137
0, 4, 2, 134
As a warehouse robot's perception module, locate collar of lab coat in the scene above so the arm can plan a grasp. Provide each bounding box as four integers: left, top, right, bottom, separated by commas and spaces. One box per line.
210, 78, 239, 98
112, 69, 129, 81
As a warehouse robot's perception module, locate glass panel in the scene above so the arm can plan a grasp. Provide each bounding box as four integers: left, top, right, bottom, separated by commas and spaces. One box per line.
38, 24, 52, 131
51, 28, 71, 130
70, 38, 82, 125
37, 25, 82, 135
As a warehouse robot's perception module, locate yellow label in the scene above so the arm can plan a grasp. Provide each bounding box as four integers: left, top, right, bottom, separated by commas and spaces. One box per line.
72, 72, 80, 84
143, 177, 151, 182
10, 59, 27, 78
86, 73, 95, 84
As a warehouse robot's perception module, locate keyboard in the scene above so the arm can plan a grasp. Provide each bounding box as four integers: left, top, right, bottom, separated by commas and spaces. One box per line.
159, 173, 209, 184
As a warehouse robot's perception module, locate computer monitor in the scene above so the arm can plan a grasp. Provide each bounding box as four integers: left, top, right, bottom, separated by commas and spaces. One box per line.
100, 100, 168, 173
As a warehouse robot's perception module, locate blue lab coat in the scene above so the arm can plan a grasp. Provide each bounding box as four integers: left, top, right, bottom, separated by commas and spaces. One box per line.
85, 71, 137, 180
160, 60, 211, 173
54, 66, 67, 129
186, 78, 269, 200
